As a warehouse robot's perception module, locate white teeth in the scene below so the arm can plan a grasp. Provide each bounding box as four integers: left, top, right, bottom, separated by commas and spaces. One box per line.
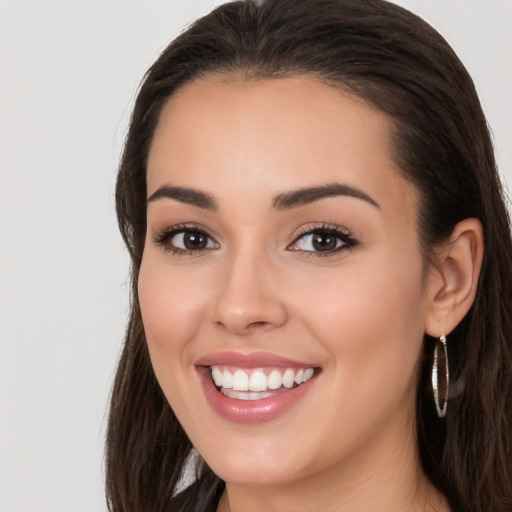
303, 368, 314, 381
223, 370, 233, 389
232, 369, 249, 391
249, 370, 267, 392
282, 369, 295, 389
212, 367, 223, 387
267, 369, 282, 390
222, 389, 274, 400
211, 366, 316, 394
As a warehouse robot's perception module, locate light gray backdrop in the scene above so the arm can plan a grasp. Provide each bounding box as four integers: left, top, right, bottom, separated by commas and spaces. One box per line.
1, 1, 510, 511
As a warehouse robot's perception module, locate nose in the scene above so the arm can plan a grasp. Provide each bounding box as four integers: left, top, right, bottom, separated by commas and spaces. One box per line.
210, 249, 288, 335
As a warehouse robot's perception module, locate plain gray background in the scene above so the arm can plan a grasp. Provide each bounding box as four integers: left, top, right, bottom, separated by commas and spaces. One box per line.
1, 1, 511, 510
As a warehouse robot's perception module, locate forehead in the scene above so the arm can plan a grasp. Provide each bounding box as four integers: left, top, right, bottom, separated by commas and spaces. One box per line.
147, 76, 416, 216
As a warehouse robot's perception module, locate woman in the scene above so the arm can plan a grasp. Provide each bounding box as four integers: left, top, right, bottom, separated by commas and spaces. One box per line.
106, 0, 512, 511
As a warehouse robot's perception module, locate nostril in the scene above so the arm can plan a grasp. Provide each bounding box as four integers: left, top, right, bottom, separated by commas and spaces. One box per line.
214, 320, 269, 334
248, 321, 269, 328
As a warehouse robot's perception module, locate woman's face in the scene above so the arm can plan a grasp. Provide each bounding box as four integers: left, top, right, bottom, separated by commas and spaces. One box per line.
139, 77, 436, 487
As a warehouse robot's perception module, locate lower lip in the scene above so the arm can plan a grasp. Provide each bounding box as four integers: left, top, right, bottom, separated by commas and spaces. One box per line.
198, 368, 317, 424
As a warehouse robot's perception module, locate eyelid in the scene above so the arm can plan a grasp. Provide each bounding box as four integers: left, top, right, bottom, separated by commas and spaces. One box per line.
152, 223, 219, 255
288, 223, 358, 255
151, 222, 358, 257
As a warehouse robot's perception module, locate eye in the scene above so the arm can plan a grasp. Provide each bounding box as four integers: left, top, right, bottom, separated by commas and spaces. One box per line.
153, 225, 219, 254
288, 225, 358, 255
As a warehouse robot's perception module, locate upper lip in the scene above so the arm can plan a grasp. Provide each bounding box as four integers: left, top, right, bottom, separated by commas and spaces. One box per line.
195, 351, 318, 369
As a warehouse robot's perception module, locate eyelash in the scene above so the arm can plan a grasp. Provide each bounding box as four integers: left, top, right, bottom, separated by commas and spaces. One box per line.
288, 223, 359, 257
153, 224, 219, 256
152, 223, 358, 257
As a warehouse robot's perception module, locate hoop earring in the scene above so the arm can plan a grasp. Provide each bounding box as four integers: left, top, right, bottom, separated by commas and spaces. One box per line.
432, 334, 449, 418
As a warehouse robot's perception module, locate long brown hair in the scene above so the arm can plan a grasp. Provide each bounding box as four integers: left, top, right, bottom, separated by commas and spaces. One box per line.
106, 1, 512, 510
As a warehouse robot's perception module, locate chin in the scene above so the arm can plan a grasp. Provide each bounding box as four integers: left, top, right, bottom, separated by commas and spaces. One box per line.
206, 452, 303, 487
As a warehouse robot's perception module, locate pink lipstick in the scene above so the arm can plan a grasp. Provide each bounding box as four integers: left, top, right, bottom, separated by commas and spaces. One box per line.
196, 351, 319, 424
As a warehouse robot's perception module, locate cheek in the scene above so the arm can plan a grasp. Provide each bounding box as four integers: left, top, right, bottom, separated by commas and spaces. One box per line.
292, 247, 427, 387
137, 253, 209, 371
280, 251, 428, 462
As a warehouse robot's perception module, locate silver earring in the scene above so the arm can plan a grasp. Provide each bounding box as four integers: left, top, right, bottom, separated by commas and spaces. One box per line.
432, 334, 449, 418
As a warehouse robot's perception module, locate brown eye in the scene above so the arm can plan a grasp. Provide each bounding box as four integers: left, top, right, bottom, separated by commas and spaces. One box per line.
180, 231, 209, 250
312, 233, 338, 251
169, 230, 218, 252
154, 227, 219, 254
287, 226, 358, 256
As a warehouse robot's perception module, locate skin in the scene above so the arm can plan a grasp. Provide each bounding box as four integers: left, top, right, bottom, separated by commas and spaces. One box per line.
138, 76, 478, 511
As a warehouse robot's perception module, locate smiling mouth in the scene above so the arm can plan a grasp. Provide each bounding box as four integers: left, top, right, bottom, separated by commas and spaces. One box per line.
210, 366, 317, 401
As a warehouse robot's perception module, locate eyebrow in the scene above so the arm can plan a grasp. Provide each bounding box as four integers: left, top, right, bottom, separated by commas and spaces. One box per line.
273, 183, 380, 210
146, 182, 380, 211
147, 185, 218, 210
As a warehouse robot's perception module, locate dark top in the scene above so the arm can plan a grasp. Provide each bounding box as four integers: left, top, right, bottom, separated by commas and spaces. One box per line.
169, 479, 224, 512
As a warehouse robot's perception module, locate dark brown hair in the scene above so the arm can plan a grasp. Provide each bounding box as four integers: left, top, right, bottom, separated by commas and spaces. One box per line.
106, 1, 512, 511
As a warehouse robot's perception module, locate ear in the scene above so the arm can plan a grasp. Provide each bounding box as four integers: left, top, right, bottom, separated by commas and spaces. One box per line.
424, 218, 484, 337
